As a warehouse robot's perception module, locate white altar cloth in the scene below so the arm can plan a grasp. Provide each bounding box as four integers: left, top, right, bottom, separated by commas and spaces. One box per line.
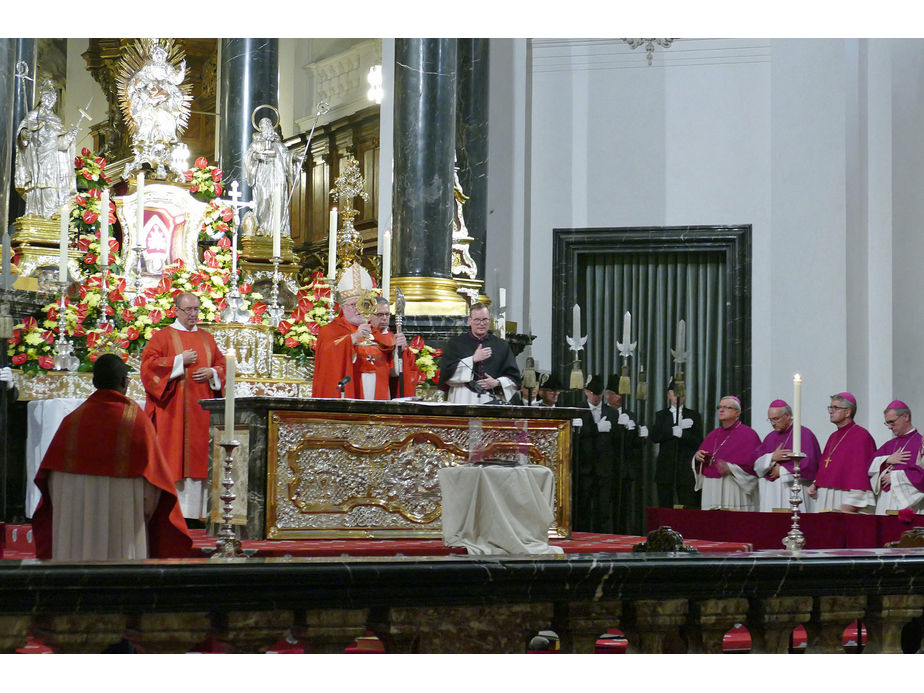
438, 464, 563, 555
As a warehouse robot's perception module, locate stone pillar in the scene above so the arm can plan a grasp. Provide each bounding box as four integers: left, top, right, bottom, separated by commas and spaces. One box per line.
391, 38, 465, 315
218, 39, 278, 204
7, 39, 34, 226
455, 38, 489, 287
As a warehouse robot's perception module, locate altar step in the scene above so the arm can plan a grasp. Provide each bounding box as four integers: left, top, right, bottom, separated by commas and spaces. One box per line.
1, 523, 752, 559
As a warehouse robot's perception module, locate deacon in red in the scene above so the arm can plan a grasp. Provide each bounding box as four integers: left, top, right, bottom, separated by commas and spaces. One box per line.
33, 354, 192, 560
141, 292, 225, 519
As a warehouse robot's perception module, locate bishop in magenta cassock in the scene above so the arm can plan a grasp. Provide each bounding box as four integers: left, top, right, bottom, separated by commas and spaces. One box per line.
809, 392, 877, 513
868, 400, 924, 514
693, 395, 761, 510
33, 354, 192, 560
752, 399, 822, 513
140, 292, 226, 520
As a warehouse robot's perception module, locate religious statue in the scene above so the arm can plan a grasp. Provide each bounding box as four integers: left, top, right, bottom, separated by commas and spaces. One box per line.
14, 80, 78, 219
117, 38, 192, 180
243, 115, 294, 238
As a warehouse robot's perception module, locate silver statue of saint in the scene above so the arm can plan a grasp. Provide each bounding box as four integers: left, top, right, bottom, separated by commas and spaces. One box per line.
243, 116, 294, 238
14, 80, 78, 219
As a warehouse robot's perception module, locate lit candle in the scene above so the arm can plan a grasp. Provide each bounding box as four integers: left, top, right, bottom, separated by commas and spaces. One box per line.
272, 195, 281, 258
793, 373, 802, 455
382, 228, 391, 299
58, 204, 69, 283
99, 189, 109, 267
328, 207, 338, 279
135, 171, 145, 240
224, 349, 236, 441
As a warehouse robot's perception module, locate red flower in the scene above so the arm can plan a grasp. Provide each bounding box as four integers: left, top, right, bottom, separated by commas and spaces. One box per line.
217, 236, 231, 249
277, 320, 292, 335
217, 222, 230, 234
72, 324, 86, 337
409, 335, 425, 351
83, 253, 97, 265
41, 330, 54, 345
184, 170, 193, 182
86, 332, 99, 348
11, 353, 27, 365
251, 301, 267, 315
432, 369, 440, 382
74, 304, 88, 319
239, 283, 252, 294
212, 168, 223, 182
76, 237, 91, 252
107, 288, 123, 303
148, 308, 163, 324
88, 352, 100, 362
285, 336, 300, 348
87, 188, 101, 199
122, 308, 135, 322
46, 306, 58, 321
95, 157, 106, 167
101, 321, 114, 334
298, 296, 314, 313
74, 156, 83, 167
81, 170, 95, 181
166, 308, 176, 318
109, 238, 120, 253
156, 277, 172, 294
190, 184, 199, 193
431, 348, 443, 357
214, 183, 223, 197
221, 207, 233, 222
75, 195, 87, 208
126, 327, 140, 341
24, 315, 41, 330
10, 330, 20, 346
38, 356, 54, 370
206, 254, 219, 269
307, 321, 320, 336
195, 156, 208, 169
82, 210, 99, 225
81, 147, 91, 157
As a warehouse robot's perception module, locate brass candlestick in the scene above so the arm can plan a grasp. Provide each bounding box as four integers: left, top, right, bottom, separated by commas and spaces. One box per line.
212, 440, 244, 559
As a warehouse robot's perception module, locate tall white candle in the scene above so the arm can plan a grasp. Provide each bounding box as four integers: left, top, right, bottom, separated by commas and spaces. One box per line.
328, 207, 338, 279
793, 373, 802, 455
58, 204, 69, 283
231, 229, 238, 279
224, 349, 236, 441
382, 228, 391, 299
499, 287, 506, 308
135, 171, 145, 240
99, 189, 109, 267
272, 195, 281, 258
572, 304, 581, 340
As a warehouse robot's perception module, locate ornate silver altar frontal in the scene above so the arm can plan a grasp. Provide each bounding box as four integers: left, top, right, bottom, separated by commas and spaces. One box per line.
266, 412, 572, 539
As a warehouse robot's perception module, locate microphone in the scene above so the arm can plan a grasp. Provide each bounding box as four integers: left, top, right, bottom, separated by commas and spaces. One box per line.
337, 376, 350, 394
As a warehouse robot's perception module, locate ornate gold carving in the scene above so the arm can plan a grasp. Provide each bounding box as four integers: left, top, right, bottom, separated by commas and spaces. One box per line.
388, 276, 468, 316
266, 411, 572, 539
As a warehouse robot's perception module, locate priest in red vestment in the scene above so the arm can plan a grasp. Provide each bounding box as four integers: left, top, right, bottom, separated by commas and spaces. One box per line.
692, 395, 761, 510
370, 296, 421, 398
140, 292, 226, 519
32, 354, 192, 559
809, 392, 876, 512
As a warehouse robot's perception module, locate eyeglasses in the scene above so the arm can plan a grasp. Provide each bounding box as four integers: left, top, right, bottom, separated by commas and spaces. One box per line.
884, 418, 901, 427
716, 405, 737, 411
470, 318, 491, 324
768, 416, 787, 424
828, 405, 850, 411
373, 312, 390, 317
177, 306, 200, 315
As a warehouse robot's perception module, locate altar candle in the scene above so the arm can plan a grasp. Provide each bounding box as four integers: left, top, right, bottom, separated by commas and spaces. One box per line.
272, 196, 281, 258
224, 349, 236, 441
58, 204, 69, 283
99, 189, 109, 267
500, 287, 506, 308
231, 228, 238, 278
382, 228, 391, 299
328, 207, 338, 279
793, 373, 802, 455
135, 171, 145, 240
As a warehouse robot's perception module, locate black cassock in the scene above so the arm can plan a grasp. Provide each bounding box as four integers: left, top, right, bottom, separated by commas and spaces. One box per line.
438, 331, 521, 401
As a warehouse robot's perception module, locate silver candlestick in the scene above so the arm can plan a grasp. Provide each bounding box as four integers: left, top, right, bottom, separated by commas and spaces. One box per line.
52, 281, 79, 371
782, 452, 807, 552
266, 256, 285, 326
97, 263, 110, 328
212, 439, 244, 559
327, 274, 337, 323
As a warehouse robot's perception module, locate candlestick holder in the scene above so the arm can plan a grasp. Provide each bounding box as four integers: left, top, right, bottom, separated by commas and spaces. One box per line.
97, 263, 110, 328
52, 281, 79, 372
212, 439, 244, 559
132, 240, 145, 298
220, 261, 251, 324
266, 256, 285, 326
782, 451, 807, 552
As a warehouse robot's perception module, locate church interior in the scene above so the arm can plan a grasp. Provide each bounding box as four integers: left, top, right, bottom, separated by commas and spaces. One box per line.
3, 31, 924, 666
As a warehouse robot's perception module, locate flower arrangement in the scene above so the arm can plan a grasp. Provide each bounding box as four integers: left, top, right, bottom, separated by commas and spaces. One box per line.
275, 271, 334, 364
408, 336, 441, 385
73, 147, 112, 190
184, 156, 224, 202
198, 199, 234, 243
71, 189, 120, 276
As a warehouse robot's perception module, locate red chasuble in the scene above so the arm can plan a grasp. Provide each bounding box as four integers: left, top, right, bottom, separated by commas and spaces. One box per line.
140, 325, 226, 481
32, 389, 193, 559
815, 421, 876, 491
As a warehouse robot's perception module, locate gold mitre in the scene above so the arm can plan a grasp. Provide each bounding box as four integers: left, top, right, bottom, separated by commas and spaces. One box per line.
336, 261, 375, 303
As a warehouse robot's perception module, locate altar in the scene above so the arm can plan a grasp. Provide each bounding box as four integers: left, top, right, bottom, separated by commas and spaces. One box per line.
200, 397, 581, 540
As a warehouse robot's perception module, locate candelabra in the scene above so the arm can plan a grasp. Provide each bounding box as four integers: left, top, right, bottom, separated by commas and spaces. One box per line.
266, 256, 285, 326
132, 237, 145, 298
782, 452, 807, 552
220, 256, 250, 324
212, 440, 244, 559
52, 282, 79, 371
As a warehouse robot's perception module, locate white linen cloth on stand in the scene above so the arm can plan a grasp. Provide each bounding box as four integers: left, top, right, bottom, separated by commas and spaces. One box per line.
438, 464, 564, 555
26, 398, 83, 518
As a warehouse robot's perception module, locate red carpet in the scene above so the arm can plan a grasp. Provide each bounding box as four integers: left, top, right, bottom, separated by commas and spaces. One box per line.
1, 523, 751, 559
